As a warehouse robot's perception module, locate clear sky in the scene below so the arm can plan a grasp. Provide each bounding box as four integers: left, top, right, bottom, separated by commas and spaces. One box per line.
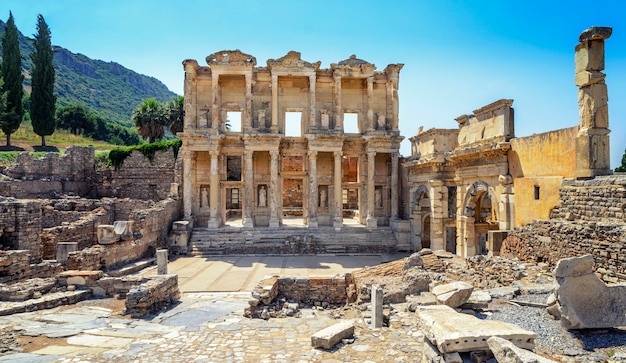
1, 0, 624, 166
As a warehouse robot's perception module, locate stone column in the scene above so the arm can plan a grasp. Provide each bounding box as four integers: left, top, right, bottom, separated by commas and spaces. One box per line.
309, 74, 317, 132
370, 284, 383, 329
366, 151, 377, 228
574, 26, 612, 178
269, 150, 280, 228
271, 74, 279, 133
245, 72, 253, 133
208, 151, 220, 228
429, 180, 445, 251
390, 152, 399, 220
182, 149, 193, 219
183, 61, 197, 130
334, 75, 342, 131
308, 150, 318, 227
211, 72, 220, 129
243, 151, 254, 228
366, 76, 374, 130
157, 249, 168, 275
333, 151, 343, 229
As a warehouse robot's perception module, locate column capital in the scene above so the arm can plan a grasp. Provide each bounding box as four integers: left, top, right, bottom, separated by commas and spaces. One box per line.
308, 150, 318, 158
334, 150, 343, 158
391, 152, 399, 161
269, 149, 279, 158
368, 150, 376, 158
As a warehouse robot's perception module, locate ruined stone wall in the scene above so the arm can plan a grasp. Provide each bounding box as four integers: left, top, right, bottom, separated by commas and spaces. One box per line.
66, 198, 181, 271
0, 199, 42, 260
277, 275, 349, 304
0, 251, 63, 284
96, 149, 179, 201
505, 175, 626, 283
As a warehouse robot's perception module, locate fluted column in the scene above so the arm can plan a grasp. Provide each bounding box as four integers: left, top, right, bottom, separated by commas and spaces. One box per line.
208, 151, 220, 228
390, 152, 399, 220
271, 75, 279, 133
386, 80, 393, 131
334, 75, 342, 131
366, 151, 377, 228
243, 151, 254, 228
211, 72, 219, 129
307, 150, 318, 227
182, 149, 193, 219
333, 151, 343, 229
269, 150, 280, 228
245, 72, 252, 133
367, 76, 374, 130
308, 74, 317, 132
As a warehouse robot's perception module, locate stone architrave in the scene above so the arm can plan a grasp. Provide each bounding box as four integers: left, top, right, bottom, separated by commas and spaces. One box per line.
553, 254, 626, 329
431, 281, 473, 308
415, 305, 536, 354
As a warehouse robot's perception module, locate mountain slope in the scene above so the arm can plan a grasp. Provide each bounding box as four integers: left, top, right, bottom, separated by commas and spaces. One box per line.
0, 19, 177, 127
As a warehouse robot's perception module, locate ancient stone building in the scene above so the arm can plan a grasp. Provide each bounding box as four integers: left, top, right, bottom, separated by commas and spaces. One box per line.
180, 50, 403, 229
403, 26, 613, 257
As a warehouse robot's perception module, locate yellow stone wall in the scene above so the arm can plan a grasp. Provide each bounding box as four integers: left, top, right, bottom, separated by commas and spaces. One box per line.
509, 126, 578, 227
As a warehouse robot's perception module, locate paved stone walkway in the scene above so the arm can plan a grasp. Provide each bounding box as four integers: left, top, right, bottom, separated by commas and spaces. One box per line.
0, 255, 423, 362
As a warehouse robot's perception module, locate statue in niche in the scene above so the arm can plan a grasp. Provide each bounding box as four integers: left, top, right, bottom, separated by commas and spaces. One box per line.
376, 113, 386, 130
320, 188, 327, 208
259, 185, 267, 207
375, 188, 382, 208
257, 110, 266, 129
200, 186, 209, 208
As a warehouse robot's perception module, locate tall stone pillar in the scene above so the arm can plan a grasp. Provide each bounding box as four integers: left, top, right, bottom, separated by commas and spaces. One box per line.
574, 26, 612, 178
243, 151, 254, 228
429, 180, 445, 251
334, 75, 342, 131
211, 72, 220, 129
390, 152, 399, 220
271, 75, 279, 133
309, 74, 317, 132
208, 151, 220, 228
308, 150, 318, 227
333, 151, 343, 229
182, 149, 194, 219
183, 61, 197, 130
366, 151, 377, 229
367, 77, 374, 130
269, 150, 280, 228
245, 72, 253, 132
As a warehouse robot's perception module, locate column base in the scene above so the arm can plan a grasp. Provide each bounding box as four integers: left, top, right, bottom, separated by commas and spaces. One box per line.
269, 218, 280, 228
366, 217, 377, 229
208, 217, 220, 229
243, 217, 254, 229
307, 218, 318, 228
333, 218, 343, 230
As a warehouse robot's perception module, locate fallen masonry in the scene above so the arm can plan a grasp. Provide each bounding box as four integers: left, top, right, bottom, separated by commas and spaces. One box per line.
311, 321, 355, 349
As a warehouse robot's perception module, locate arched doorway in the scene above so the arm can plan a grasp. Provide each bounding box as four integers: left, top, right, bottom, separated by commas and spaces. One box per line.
460, 181, 499, 256
410, 185, 431, 251
422, 215, 431, 249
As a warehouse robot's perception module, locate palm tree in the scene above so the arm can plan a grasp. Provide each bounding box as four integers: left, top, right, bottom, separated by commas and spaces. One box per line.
165, 95, 184, 134
132, 98, 167, 143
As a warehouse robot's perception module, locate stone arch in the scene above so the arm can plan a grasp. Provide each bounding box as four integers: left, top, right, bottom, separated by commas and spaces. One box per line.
412, 184, 430, 213
410, 184, 432, 252
462, 181, 497, 221
460, 180, 499, 256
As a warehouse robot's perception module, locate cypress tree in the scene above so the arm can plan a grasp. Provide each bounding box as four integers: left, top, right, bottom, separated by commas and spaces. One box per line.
1, 12, 24, 147
30, 14, 56, 147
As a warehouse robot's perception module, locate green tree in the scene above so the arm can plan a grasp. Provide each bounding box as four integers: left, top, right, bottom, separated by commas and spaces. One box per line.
165, 95, 184, 134
30, 14, 56, 147
56, 104, 95, 135
0, 12, 24, 147
132, 98, 167, 143
616, 149, 626, 172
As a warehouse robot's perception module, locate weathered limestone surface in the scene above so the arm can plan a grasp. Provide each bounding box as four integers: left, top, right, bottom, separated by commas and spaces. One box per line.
431, 281, 473, 308
370, 284, 383, 328
125, 274, 180, 318
552, 254, 626, 329
415, 305, 536, 353
487, 336, 556, 363
311, 321, 354, 349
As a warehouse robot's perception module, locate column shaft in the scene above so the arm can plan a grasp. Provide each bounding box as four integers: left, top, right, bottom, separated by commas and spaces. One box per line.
245, 73, 252, 132
366, 151, 377, 228
211, 73, 219, 129
208, 151, 220, 228
271, 75, 279, 132
333, 151, 343, 228
390, 153, 399, 220
308, 151, 318, 227
367, 77, 374, 130
309, 74, 316, 132
269, 150, 280, 228
182, 150, 193, 219
334, 75, 342, 130
243, 151, 254, 228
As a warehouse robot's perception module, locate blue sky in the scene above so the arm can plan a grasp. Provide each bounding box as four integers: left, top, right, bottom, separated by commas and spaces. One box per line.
1, 0, 624, 166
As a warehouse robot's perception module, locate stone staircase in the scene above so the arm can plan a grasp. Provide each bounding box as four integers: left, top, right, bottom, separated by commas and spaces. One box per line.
188, 225, 400, 256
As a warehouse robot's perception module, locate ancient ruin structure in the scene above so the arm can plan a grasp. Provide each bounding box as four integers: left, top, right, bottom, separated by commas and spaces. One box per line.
180, 51, 403, 229
403, 26, 614, 257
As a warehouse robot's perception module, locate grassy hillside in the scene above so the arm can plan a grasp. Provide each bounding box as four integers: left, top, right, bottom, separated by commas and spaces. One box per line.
0, 18, 178, 127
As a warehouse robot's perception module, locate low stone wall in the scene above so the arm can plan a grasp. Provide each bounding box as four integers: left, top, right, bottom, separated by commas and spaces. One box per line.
0, 250, 63, 284
125, 274, 180, 318
65, 198, 181, 271
0, 199, 42, 260
550, 176, 626, 222
278, 275, 350, 304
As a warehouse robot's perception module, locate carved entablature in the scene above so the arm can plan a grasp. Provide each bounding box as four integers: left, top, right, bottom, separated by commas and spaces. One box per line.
267, 51, 321, 72
457, 99, 515, 147
206, 50, 257, 66
383, 64, 404, 81
331, 55, 376, 78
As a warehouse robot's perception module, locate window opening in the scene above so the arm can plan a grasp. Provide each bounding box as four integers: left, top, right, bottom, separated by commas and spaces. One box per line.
226, 111, 242, 132
285, 112, 302, 137
343, 113, 359, 133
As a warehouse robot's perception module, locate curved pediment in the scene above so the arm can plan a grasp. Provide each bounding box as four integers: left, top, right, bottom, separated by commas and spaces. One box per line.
206, 50, 257, 66
267, 51, 321, 71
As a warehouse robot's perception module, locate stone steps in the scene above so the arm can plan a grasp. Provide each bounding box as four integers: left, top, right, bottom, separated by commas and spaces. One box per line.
188, 226, 398, 255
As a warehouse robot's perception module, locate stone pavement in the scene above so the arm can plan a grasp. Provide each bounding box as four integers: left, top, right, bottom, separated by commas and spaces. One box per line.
0, 255, 423, 362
